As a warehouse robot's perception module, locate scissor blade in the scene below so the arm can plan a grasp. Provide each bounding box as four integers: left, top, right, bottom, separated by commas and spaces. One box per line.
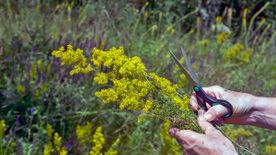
169, 50, 198, 86
180, 48, 200, 84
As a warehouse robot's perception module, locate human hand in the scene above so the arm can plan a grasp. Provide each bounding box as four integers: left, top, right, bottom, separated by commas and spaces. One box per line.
190, 85, 256, 125
169, 110, 238, 155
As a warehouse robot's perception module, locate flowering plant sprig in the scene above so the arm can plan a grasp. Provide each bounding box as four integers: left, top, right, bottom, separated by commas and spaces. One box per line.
52, 45, 199, 130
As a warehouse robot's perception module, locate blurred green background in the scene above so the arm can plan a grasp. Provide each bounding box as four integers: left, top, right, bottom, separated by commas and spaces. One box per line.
0, 0, 275, 154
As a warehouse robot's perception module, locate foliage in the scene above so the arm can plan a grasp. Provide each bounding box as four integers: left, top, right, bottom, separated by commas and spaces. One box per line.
0, 0, 275, 154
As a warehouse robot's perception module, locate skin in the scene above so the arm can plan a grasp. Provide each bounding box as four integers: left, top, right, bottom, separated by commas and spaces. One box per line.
170, 85, 276, 155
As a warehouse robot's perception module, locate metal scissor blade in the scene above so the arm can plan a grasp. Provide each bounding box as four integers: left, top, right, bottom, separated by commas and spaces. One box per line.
169, 50, 199, 86
180, 48, 200, 84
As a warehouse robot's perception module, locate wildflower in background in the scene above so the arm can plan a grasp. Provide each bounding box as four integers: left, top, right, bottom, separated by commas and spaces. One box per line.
89, 126, 105, 155
17, 84, 25, 96
104, 138, 120, 155
43, 143, 54, 155
264, 144, 276, 155
240, 50, 250, 63
242, 8, 248, 31
54, 132, 62, 149
43, 124, 68, 155
166, 25, 175, 34
160, 119, 181, 155
76, 122, 93, 146
217, 32, 229, 44
178, 74, 188, 88
46, 124, 54, 138
224, 42, 243, 60
60, 148, 68, 155
0, 120, 6, 138
216, 16, 222, 24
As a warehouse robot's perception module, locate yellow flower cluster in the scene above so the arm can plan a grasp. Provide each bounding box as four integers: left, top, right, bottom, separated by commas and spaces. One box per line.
92, 47, 127, 70
150, 73, 189, 111
160, 119, 181, 155
17, 84, 25, 96
76, 122, 93, 146
264, 144, 276, 155
52, 44, 92, 75
94, 72, 109, 85
0, 120, 6, 138
43, 124, 68, 155
217, 32, 229, 44
223, 43, 251, 63
89, 126, 105, 155
104, 138, 120, 155
92, 47, 146, 79
53, 45, 190, 125
224, 43, 243, 60
91, 47, 157, 112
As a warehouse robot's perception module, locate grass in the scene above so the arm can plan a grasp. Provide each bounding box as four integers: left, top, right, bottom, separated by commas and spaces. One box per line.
0, 1, 275, 154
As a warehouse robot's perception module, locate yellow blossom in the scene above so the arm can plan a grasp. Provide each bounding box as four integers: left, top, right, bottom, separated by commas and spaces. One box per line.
76, 122, 93, 146
160, 119, 181, 155
119, 96, 140, 110
54, 132, 62, 149
150, 73, 177, 96
43, 143, 54, 155
216, 16, 222, 24
52, 44, 93, 75
240, 49, 251, 63
264, 144, 276, 155
143, 99, 154, 112
60, 147, 68, 155
224, 42, 243, 60
95, 88, 118, 104
94, 72, 109, 85
217, 32, 229, 44
89, 126, 105, 155
17, 84, 25, 96
46, 124, 54, 138
0, 120, 7, 138
104, 138, 120, 155
119, 56, 147, 78
172, 95, 189, 111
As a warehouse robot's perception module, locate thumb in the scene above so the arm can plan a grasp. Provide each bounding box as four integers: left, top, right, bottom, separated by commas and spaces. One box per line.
197, 110, 217, 134
204, 104, 229, 122
169, 128, 203, 144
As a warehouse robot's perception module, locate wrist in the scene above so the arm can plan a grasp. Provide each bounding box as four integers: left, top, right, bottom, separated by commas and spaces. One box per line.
248, 96, 276, 129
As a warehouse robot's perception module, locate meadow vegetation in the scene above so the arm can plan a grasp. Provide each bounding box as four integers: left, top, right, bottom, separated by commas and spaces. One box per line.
0, 0, 275, 154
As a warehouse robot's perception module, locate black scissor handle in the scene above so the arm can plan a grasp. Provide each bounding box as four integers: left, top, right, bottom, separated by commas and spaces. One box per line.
193, 85, 233, 118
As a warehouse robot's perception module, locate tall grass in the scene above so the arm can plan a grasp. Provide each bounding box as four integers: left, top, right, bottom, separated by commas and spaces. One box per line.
0, 1, 275, 154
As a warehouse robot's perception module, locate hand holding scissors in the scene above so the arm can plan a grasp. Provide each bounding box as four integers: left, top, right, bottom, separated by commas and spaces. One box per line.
169, 48, 233, 119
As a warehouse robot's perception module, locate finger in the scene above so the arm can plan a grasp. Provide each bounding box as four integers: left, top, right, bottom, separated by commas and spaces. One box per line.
190, 95, 199, 111
169, 128, 203, 144
204, 104, 229, 122
197, 110, 218, 134
202, 85, 224, 100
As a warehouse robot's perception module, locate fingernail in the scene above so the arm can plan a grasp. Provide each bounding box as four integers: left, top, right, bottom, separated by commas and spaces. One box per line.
204, 114, 212, 121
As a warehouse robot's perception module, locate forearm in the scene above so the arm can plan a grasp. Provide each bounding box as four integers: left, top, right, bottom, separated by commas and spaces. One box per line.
249, 96, 276, 130
224, 90, 276, 130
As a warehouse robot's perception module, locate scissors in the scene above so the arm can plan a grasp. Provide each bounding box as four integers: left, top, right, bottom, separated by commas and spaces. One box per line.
169, 48, 233, 118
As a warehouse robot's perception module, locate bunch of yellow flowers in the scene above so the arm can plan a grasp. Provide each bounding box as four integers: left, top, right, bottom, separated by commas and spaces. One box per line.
52, 45, 198, 129
43, 124, 68, 155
